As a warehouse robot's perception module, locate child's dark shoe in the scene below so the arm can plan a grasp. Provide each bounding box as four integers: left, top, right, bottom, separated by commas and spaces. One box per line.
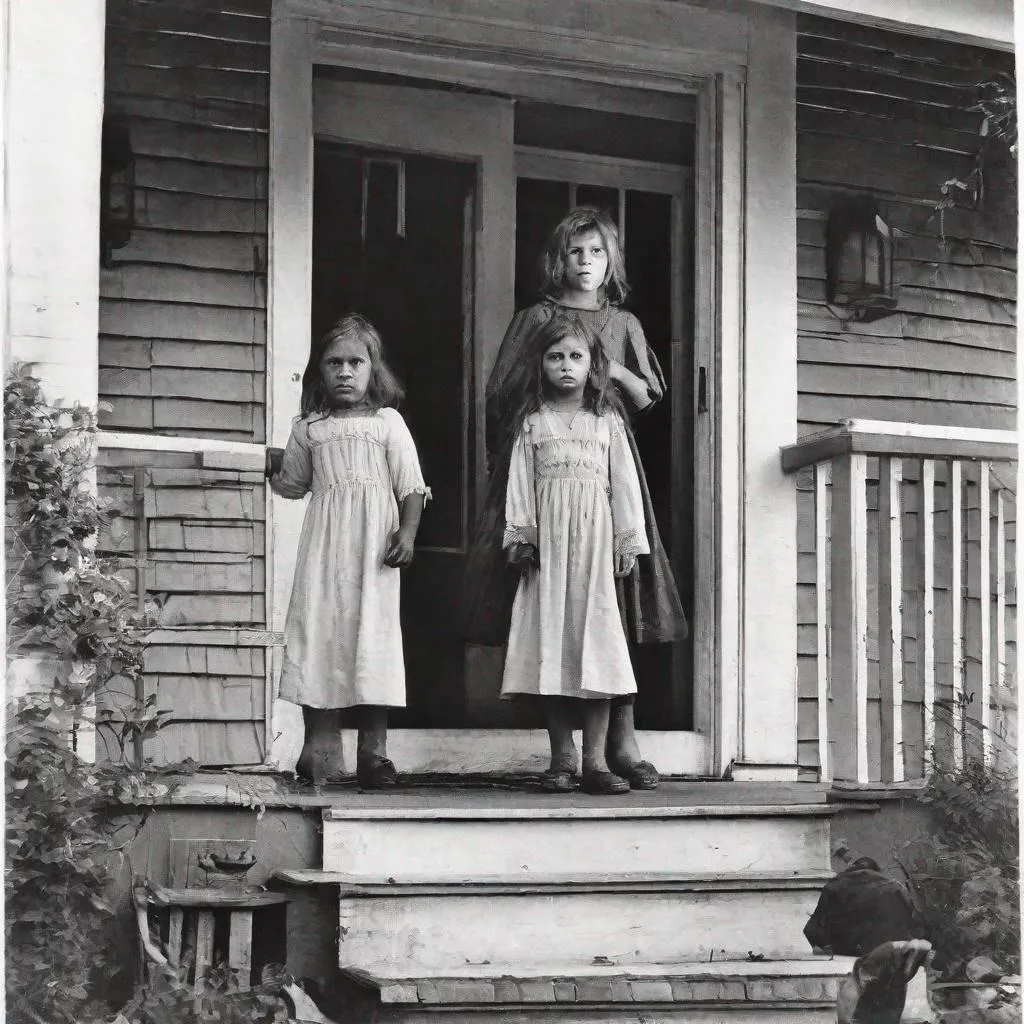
357, 756, 398, 790
608, 759, 659, 790
581, 769, 630, 795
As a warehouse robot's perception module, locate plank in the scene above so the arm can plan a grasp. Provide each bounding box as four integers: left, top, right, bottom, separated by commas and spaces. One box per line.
918, 459, 936, 772
107, 29, 270, 74
100, 338, 153, 370
147, 560, 264, 594
797, 86, 979, 135
965, 463, 992, 765
798, 134, 975, 200
950, 458, 964, 770
134, 190, 268, 234
900, 316, 1016, 352
105, 64, 268, 107
153, 398, 262, 435
797, 59, 976, 108
149, 521, 265, 553
830, 452, 870, 783
100, 301, 266, 343
102, 265, 265, 309
798, 396, 1015, 433
156, 594, 264, 627
797, 34, 994, 89
895, 234, 1017, 270
143, 645, 264, 675
798, 334, 1015, 379
798, 15, 1015, 72
151, 340, 265, 372
127, 119, 267, 168
144, 484, 262, 520
107, 91, 269, 132
146, 721, 265, 766
228, 911, 254, 989
877, 457, 904, 783
108, 4, 270, 44
896, 263, 1017, 301
194, 911, 216, 991
114, 230, 267, 272
132, 156, 268, 200
100, 368, 151, 397
799, 364, 1016, 406
994, 487, 1007, 759
108, 0, 270, 20
149, 676, 266, 720
101, 397, 154, 431
814, 461, 831, 782
152, 367, 261, 401
897, 287, 1015, 327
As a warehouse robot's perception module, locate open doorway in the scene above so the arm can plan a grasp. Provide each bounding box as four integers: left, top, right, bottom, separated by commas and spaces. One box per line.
310, 72, 696, 733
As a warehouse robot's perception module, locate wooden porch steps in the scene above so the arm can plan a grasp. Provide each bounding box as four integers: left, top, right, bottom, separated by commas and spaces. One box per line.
341, 958, 855, 1023
268, 786, 865, 1021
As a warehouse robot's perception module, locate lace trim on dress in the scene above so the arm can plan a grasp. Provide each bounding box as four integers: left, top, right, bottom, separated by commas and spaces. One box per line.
503, 524, 538, 549
396, 484, 432, 504
614, 528, 646, 559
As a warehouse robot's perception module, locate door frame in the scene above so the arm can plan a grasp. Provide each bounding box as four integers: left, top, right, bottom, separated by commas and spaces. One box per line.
268, 0, 800, 779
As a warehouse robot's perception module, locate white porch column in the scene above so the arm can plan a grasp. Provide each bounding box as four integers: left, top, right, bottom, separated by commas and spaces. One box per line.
732, 8, 799, 782
4, 0, 105, 408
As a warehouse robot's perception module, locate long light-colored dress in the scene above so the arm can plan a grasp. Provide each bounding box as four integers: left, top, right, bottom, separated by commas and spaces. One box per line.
501, 405, 649, 699
270, 407, 430, 709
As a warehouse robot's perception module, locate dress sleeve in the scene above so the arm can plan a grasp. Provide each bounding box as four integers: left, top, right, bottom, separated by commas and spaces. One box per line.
269, 417, 314, 499
502, 419, 537, 549
622, 314, 666, 407
383, 409, 432, 504
608, 413, 650, 559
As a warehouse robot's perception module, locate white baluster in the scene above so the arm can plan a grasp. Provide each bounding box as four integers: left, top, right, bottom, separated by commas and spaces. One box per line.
877, 457, 905, 783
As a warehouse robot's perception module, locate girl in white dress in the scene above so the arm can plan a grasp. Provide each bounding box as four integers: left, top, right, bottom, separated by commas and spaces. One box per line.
502, 311, 648, 794
268, 314, 429, 788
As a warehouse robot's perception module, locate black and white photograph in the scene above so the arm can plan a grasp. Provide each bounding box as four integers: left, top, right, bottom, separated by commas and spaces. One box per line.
2, 0, 1019, 1021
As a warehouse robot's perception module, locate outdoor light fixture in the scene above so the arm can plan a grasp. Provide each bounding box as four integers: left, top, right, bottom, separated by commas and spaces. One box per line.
100, 117, 135, 266
825, 198, 897, 323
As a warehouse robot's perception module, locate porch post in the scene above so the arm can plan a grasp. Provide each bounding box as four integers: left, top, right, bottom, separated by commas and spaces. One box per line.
3, 0, 105, 407
731, 8, 799, 782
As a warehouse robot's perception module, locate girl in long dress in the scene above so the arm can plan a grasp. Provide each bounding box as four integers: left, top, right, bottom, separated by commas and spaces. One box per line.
463, 206, 686, 791
501, 310, 648, 794
268, 314, 430, 788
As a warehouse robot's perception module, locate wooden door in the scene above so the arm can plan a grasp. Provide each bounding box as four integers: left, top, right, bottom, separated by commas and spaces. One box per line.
310, 79, 515, 725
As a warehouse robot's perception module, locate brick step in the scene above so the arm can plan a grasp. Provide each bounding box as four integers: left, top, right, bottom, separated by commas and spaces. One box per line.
273, 871, 833, 972
320, 801, 836, 879
342, 958, 855, 1024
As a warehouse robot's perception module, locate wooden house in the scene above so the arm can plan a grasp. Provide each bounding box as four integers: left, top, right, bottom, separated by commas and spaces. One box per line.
3, 0, 1017, 1019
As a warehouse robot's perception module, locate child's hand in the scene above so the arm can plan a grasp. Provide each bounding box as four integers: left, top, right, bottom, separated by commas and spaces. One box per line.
614, 552, 637, 577
605, 357, 624, 382
506, 542, 539, 572
266, 447, 284, 477
383, 527, 417, 568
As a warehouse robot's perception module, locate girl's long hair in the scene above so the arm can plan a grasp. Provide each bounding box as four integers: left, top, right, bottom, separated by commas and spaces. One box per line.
300, 313, 405, 417
539, 206, 630, 305
502, 310, 625, 438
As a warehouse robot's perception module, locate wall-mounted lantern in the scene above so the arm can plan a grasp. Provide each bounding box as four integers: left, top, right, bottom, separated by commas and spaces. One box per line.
100, 117, 135, 267
826, 199, 897, 323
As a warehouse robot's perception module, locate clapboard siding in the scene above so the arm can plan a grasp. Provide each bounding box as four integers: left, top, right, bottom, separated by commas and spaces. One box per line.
97, 460, 267, 767
795, 17, 1017, 777
100, 0, 268, 442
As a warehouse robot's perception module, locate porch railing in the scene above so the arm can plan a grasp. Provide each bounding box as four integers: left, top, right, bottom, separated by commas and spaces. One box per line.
782, 421, 1017, 787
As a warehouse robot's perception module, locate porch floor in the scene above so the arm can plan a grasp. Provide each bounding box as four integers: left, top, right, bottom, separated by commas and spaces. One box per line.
149, 772, 854, 810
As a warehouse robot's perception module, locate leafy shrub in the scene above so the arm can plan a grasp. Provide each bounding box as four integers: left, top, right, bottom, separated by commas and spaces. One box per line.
896, 760, 1019, 977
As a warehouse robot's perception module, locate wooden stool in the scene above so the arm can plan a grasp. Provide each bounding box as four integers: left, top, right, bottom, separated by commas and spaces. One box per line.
135, 884, 290, 991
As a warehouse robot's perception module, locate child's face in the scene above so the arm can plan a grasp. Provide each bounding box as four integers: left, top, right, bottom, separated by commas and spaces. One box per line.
564, 229, 609, 296
542, 334, 592, 396
320, 336, 372, 408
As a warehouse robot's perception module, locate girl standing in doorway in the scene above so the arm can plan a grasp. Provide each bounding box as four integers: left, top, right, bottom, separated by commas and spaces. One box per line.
501, 311, 648, 794
268, 314, 430, 788
463, 206, 687, 791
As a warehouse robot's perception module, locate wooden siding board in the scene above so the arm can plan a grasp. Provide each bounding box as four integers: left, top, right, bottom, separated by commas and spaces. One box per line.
133, 157, 267, 200
106, 65, 268, 107
798, 396, 1015, 431
107, 4, 271, 44
134, 189, 268, 234
106, 29, 270, 74
107, 92, 270, 132
127, 119, 267, 168
114, 231, 267, 272
102, 266, 265, 307
799, 365, 1016, 406
100, 302, 266, 343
